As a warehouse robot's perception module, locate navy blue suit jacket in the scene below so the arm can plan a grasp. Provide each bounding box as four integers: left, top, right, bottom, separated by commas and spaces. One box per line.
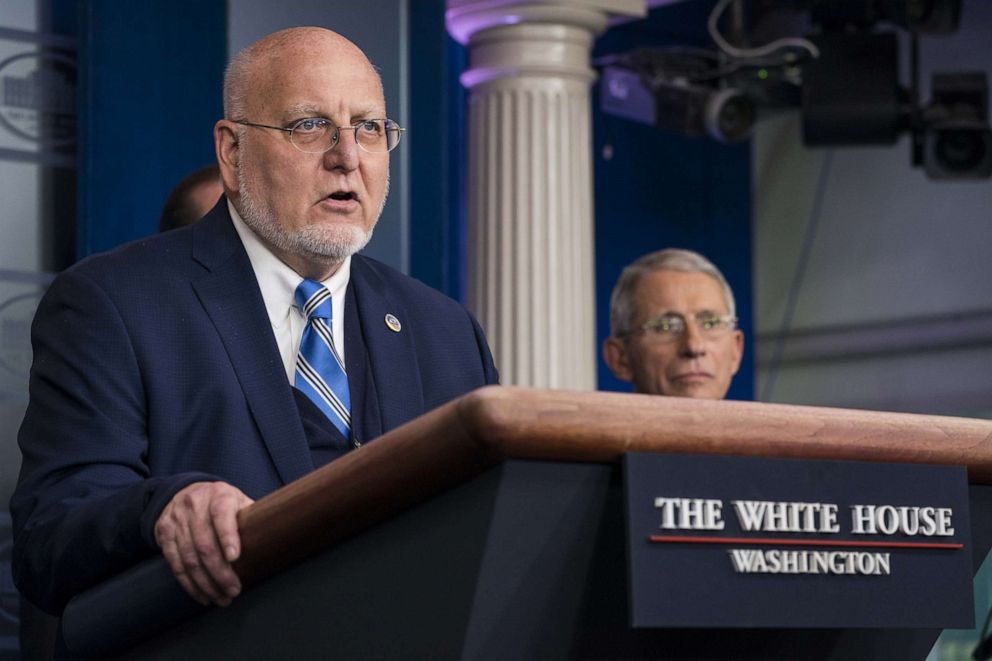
10, 202, 498, 613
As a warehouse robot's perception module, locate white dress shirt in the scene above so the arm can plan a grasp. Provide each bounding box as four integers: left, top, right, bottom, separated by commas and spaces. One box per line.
228, 199, 351, 384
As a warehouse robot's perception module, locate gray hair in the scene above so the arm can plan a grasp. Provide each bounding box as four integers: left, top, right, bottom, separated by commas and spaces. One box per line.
609, 248, 736, 337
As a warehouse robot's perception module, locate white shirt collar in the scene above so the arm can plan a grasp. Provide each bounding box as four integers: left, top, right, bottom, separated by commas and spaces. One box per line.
228, 199, 352, 382
228, 199, 351, 328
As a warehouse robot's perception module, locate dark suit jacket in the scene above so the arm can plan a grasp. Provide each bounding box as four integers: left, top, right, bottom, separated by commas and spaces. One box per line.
10, 201, 498, 614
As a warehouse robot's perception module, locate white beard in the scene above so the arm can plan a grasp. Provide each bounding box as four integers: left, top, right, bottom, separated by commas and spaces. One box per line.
235, 157, 388, 264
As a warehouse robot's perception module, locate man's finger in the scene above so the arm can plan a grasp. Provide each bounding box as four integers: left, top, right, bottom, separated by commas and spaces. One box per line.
154, 481, 253, 607
210, 490, 252, 563
158, 528, 210, 606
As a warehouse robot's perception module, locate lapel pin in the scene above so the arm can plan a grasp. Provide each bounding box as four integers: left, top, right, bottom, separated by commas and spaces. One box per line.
385, 313, 402, 333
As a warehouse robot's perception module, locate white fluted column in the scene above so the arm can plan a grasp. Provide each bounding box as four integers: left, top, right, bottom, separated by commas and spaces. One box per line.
447, 0, 645, 389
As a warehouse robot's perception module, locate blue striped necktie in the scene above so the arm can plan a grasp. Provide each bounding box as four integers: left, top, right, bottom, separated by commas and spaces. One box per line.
294, 279, 351, 439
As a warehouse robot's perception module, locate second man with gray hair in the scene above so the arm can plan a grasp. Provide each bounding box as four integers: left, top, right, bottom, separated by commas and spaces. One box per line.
603, 248, 743, 400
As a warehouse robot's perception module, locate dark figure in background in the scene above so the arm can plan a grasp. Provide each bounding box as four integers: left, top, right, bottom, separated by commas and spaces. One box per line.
11, 26, 498, 616
158, 165, 223, 232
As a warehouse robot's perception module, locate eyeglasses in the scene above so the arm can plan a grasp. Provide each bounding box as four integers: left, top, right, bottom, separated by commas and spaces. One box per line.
626, 312, 737, 342
233, 117, 405, 154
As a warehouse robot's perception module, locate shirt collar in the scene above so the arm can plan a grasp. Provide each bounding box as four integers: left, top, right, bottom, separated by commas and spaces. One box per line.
228, 199, 351, 328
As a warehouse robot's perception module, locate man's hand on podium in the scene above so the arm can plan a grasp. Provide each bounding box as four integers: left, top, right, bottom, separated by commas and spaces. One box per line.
154, 481, 254, 607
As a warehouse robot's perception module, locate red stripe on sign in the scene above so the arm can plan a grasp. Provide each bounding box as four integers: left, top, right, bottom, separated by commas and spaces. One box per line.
647, 535, 963, 550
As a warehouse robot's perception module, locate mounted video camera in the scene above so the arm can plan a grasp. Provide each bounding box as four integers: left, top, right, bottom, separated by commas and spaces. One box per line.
598, 0, 992, 179
599, 49, 760, 144
799, 0, 990, 178
919, 72, 992, 179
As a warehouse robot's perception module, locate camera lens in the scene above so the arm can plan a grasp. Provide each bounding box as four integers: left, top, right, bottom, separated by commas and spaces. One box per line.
706, 89, 756, 143
935, 129, 987, 172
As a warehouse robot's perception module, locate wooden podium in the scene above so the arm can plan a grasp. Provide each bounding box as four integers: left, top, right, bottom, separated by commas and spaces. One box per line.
62, 387, 992, 660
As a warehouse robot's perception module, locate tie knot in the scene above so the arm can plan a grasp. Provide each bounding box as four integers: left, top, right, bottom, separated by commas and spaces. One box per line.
295, 279, 332, 320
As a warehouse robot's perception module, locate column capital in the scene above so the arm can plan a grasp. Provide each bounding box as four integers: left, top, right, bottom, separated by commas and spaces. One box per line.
446, 0, 646, 46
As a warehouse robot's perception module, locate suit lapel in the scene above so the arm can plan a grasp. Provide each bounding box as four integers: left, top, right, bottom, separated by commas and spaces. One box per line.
348, 256, 425, 433
189, 205, 313, 485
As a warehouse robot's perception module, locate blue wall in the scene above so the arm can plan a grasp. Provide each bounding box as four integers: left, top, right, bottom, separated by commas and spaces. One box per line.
409, 1, 468, 301
77, 1, 226, 258
592, 1, 754, 401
